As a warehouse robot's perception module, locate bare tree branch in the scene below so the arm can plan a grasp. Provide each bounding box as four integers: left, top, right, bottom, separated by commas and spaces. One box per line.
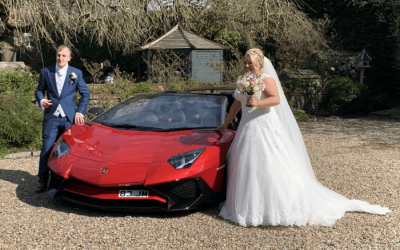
0, 0, 327, 66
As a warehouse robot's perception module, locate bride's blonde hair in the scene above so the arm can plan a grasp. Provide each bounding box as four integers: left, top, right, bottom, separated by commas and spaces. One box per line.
244, 48, 265, 70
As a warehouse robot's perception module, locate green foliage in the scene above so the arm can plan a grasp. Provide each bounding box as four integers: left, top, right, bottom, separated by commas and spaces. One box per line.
302, 0, 400, 98
119, 80, 137, 101
0, 69, 38, 93
304, 51, 358, 83
321, 77, 370, 114
217, 28, 244, 49
0, 70, 43, 158
134, 81, 153, 93
187, 78, 199, 89
168, 82, 179, 90
293, 109, 309, 121
370, 93, 389, 111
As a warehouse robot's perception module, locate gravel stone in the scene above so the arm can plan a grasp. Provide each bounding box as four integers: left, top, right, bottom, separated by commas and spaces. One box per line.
0, 117, 398, 249
4, 151, 32, 159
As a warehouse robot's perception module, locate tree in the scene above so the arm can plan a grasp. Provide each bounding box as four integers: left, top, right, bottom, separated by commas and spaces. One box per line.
351, 0, 400, 37
302, 0, 400, 97
0, 0, 326, 68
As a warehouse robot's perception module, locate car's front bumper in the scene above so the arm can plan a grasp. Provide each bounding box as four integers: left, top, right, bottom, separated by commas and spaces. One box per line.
48, 171, 218, 211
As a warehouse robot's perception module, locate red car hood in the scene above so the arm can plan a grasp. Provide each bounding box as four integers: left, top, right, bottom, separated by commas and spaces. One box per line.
54, 123, 222, 186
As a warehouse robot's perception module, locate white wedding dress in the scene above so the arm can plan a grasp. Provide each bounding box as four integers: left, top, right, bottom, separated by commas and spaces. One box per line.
219, 73, 391, 227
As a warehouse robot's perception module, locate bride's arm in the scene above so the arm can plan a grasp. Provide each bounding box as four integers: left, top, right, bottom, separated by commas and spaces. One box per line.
247, 77, 280, 108
216, 99, 241, 132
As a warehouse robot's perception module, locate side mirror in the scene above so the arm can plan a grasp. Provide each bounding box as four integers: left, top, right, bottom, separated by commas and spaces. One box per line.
88, 107, 103, 115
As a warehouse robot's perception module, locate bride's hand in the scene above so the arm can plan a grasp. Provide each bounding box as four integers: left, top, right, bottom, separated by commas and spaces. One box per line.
215, 123, 228, 133
247, 97, 259, 107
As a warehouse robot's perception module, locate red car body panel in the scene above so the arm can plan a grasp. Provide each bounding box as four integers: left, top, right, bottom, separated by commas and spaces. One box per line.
46, 89, 239, 211
48, 122, 234, 196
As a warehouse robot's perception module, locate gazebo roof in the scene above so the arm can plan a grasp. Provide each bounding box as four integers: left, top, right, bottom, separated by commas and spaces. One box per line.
134, 24, 230, 51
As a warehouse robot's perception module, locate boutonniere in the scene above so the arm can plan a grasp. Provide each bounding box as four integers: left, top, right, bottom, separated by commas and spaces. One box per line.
69, 72, 77, 83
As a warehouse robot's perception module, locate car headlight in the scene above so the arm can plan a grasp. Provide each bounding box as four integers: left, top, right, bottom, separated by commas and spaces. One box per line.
167, 148, 206, 169
52, 137, 70, 159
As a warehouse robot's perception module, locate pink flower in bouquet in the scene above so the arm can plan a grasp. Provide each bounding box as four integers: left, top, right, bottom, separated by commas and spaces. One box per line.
250, 78, 256, 84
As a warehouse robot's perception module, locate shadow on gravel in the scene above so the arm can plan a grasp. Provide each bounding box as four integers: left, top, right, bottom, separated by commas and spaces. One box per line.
0, 169, 200, 219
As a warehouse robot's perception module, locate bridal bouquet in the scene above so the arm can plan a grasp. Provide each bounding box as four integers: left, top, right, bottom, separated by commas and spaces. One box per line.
237, 73, 264, 107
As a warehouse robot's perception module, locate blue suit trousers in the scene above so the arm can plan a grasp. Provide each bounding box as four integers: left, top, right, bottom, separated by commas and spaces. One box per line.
38, 116, 72, 183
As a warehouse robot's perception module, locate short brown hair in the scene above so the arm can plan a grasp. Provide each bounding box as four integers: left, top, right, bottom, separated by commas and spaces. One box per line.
56, 44, 72, 58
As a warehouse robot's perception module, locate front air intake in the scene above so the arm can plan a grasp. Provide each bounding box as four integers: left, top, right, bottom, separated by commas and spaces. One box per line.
149, 179, 202, 210
48, 170, 64, 191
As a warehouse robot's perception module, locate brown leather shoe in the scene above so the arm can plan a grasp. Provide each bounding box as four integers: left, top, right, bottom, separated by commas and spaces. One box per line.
35, 183, 47, 193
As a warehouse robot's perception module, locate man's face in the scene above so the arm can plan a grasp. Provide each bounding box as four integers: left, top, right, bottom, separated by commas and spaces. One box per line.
56, 47, 71, 68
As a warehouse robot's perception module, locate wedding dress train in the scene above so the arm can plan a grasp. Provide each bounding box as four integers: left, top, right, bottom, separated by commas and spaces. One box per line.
219, 74, 390, 227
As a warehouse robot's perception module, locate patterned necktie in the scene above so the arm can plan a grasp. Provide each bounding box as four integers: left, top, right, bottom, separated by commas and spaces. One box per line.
57, 69, 63, 94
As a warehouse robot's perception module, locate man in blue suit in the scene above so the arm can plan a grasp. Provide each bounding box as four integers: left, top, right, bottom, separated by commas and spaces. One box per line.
35, 44, 90, 193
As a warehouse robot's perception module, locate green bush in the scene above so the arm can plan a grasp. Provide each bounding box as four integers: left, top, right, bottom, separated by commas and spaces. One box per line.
187, 78, 199, 89
293, 109, 308, 121
321, 77, 370, 114
168, 82, 179, 90
216, 28, 244, 49
0, 70, 43, 158
134, 81, 153, 93
370, 93, 389, 111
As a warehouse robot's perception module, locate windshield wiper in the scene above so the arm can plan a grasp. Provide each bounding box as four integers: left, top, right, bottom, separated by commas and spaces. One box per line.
100, 123, 158, 130
161, 126, 216, 132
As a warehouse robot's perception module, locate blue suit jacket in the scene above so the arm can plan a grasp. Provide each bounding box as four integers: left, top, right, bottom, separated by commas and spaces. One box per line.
35, 64, 90, 126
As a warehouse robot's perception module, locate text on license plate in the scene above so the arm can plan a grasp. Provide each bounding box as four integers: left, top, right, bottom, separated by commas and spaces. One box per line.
119, 190, 149, 198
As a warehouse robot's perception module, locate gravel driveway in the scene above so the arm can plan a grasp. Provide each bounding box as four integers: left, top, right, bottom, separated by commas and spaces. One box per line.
0, 116, 399, 249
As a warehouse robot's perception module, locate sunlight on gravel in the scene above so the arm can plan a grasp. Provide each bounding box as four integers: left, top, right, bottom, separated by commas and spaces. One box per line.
0, 117, 398, 249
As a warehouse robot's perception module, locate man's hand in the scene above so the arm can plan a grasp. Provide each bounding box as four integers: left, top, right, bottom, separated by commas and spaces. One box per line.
43, 99, 52, 109
74, 114, 85, 125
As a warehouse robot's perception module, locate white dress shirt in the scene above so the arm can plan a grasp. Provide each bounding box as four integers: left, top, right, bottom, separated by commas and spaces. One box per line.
53, 64, 68, 117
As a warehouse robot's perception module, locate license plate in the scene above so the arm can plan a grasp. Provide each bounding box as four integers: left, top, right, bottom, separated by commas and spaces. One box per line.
119, 190, 149, 198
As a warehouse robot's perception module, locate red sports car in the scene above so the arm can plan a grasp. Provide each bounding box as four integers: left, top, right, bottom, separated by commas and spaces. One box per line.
47, 88, 241, 211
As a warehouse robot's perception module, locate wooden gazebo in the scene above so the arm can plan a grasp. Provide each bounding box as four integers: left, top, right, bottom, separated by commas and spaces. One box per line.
134, 24, 230, 83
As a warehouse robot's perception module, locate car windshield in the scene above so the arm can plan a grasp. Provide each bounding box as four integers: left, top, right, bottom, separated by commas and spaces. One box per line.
92, 93, 227, 131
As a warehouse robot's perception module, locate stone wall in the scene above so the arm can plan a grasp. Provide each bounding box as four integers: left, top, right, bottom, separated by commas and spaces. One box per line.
0, 62, 26, 71
86, 84, 120, 108
279, 69, 323, 112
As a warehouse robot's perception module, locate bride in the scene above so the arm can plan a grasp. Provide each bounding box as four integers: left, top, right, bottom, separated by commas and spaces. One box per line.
216, 48, 390, 227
